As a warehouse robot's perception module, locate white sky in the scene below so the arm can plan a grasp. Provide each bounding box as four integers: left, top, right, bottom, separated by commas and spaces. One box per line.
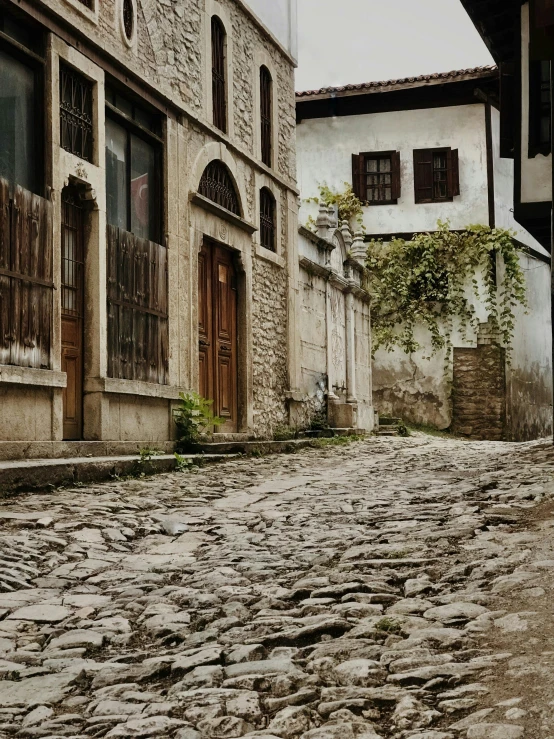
295, 0, 495, 92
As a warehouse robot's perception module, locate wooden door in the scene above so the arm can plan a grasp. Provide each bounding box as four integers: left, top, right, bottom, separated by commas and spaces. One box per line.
198, 240, 238, 432
61, 189, 85, 440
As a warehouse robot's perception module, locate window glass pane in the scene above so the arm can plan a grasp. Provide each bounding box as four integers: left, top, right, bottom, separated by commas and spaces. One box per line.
130, 133, 156, 241
366, 159, 377, 172
0, 50, 36, 192
379, 157, 391, 173
105, 117, 128, 231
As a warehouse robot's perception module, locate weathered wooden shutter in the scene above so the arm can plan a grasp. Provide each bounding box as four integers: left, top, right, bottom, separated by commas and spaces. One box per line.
499, 61, 516, 158
391, 151, 401, 200
107, 224, 168, 385
413, 149, 433, 203
352, 154, 364, 200
0, 179, 53, 369
447, 149, 460, 198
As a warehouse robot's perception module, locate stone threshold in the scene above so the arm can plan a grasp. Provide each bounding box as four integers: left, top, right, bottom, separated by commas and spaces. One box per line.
0, 453, 235, 495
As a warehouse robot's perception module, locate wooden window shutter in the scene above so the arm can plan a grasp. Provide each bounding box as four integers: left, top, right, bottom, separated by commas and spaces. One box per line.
413, 149, 432, 203
352, 153, 364, 200
500, 61, 516, 158
447, 149, 460, 198
391, 151, 401, 200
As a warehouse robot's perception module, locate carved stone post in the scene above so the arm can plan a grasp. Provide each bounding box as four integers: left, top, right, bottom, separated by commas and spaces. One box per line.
345, 286, 357, 404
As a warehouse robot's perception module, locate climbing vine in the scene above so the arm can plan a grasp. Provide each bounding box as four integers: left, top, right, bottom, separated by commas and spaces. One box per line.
305, 183, 366, 233
366, 221, 527, 360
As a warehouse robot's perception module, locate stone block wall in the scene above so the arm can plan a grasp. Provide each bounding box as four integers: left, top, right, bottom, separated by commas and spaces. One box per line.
452, 345, 506, 440
251, 257, 289, 436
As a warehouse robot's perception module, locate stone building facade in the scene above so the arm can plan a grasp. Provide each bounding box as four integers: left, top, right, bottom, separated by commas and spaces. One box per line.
0, 0, 301, 445
290, 205, 374, 433
297, 67, 553, 441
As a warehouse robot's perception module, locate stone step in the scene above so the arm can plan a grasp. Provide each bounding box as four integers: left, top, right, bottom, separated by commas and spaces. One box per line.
377, 425, 400, 436
0, 440, 177, 462
191, 430, 365, 455
0, 453, 235, 495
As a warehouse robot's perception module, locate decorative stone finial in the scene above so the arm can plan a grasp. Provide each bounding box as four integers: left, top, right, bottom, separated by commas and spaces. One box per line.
316, 201, 331, 240
340, 220, 353, 249
327, 205, 338, 230
350, 230, 366, 263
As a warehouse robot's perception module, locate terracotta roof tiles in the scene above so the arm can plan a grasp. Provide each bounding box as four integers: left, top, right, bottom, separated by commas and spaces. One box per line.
295, 65, 498, 98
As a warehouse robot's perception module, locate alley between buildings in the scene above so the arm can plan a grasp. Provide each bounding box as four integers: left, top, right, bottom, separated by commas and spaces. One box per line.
1, 435, 554, 738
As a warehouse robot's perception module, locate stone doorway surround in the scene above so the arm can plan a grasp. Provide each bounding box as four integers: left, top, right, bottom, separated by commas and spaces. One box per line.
189, 142, 257, 435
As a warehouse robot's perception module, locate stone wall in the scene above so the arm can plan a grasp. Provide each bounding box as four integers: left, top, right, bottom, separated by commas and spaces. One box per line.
452, 345, 506, 441
251, 257, 289, 436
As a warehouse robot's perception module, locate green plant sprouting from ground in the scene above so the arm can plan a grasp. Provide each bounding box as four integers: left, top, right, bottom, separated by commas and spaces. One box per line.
366, 221, 527, 361
305, 183, 366, 234
174, 452, 194, 472
374, 617, 402, 634
173, 391, 224, 445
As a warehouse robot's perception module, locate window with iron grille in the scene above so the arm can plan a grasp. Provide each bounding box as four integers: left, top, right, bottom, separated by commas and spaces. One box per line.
529, 60, 551, 156
199, 160, 240, 215
413, 147, 459, 204
211, 16, 227, 133
60, 64, 93, 162
260, 66, 272, 167
352, 151, 400, 204
260, 188, 276, 251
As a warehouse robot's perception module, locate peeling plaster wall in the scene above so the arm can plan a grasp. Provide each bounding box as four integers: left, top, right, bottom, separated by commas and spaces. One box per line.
520, 3, 552, 205
297, 103, 489, 235
503, 253, 553, 441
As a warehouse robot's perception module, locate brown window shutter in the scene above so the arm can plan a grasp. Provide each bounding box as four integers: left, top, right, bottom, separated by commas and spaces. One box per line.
391, 151, 401, 200
500, 61, 516, 158
413, 149, 432, 203
352, 154, 364, 199
446, 149, 460, 198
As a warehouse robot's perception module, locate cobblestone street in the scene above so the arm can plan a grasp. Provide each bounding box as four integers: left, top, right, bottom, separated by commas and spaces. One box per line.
2, 434, 554, 739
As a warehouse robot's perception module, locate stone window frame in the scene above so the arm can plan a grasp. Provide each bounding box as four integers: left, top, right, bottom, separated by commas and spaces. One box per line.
253, 172, 284, 268
253, 49, 279, 170
59, 0, 99, 27
204, 0, 235, 140
117, 0, 138, 50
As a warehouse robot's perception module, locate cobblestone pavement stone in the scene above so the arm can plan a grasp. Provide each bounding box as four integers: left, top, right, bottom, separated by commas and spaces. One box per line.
1, 434, 554, 739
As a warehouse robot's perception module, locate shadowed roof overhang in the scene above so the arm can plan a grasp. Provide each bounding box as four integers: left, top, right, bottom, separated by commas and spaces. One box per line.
460, 0, 522, 62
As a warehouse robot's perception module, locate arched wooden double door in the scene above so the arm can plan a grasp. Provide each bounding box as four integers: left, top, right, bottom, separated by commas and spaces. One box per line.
198, 240, 238, 433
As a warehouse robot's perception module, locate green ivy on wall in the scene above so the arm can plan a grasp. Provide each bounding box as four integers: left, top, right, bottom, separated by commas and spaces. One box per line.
366, 220, 528, 360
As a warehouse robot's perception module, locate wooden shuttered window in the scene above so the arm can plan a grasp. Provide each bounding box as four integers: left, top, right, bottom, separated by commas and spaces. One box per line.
211, 16, 227, 133
0, 177, 53, 369
260, 66, 272, 167
500, 61, 516, 159
529, 60, 552, 156
352, 151, 400, 204
413, 147, 459, 204
107, 225, 169, 385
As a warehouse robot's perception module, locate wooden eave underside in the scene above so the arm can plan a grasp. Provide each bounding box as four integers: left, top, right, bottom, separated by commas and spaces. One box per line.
460, 0, 522, 62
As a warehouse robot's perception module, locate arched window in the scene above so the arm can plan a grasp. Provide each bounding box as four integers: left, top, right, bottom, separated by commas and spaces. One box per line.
260, 66, 272, 167
260, 187, 276, 252
199, 160, 240, 215
211, 16, 227, 133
